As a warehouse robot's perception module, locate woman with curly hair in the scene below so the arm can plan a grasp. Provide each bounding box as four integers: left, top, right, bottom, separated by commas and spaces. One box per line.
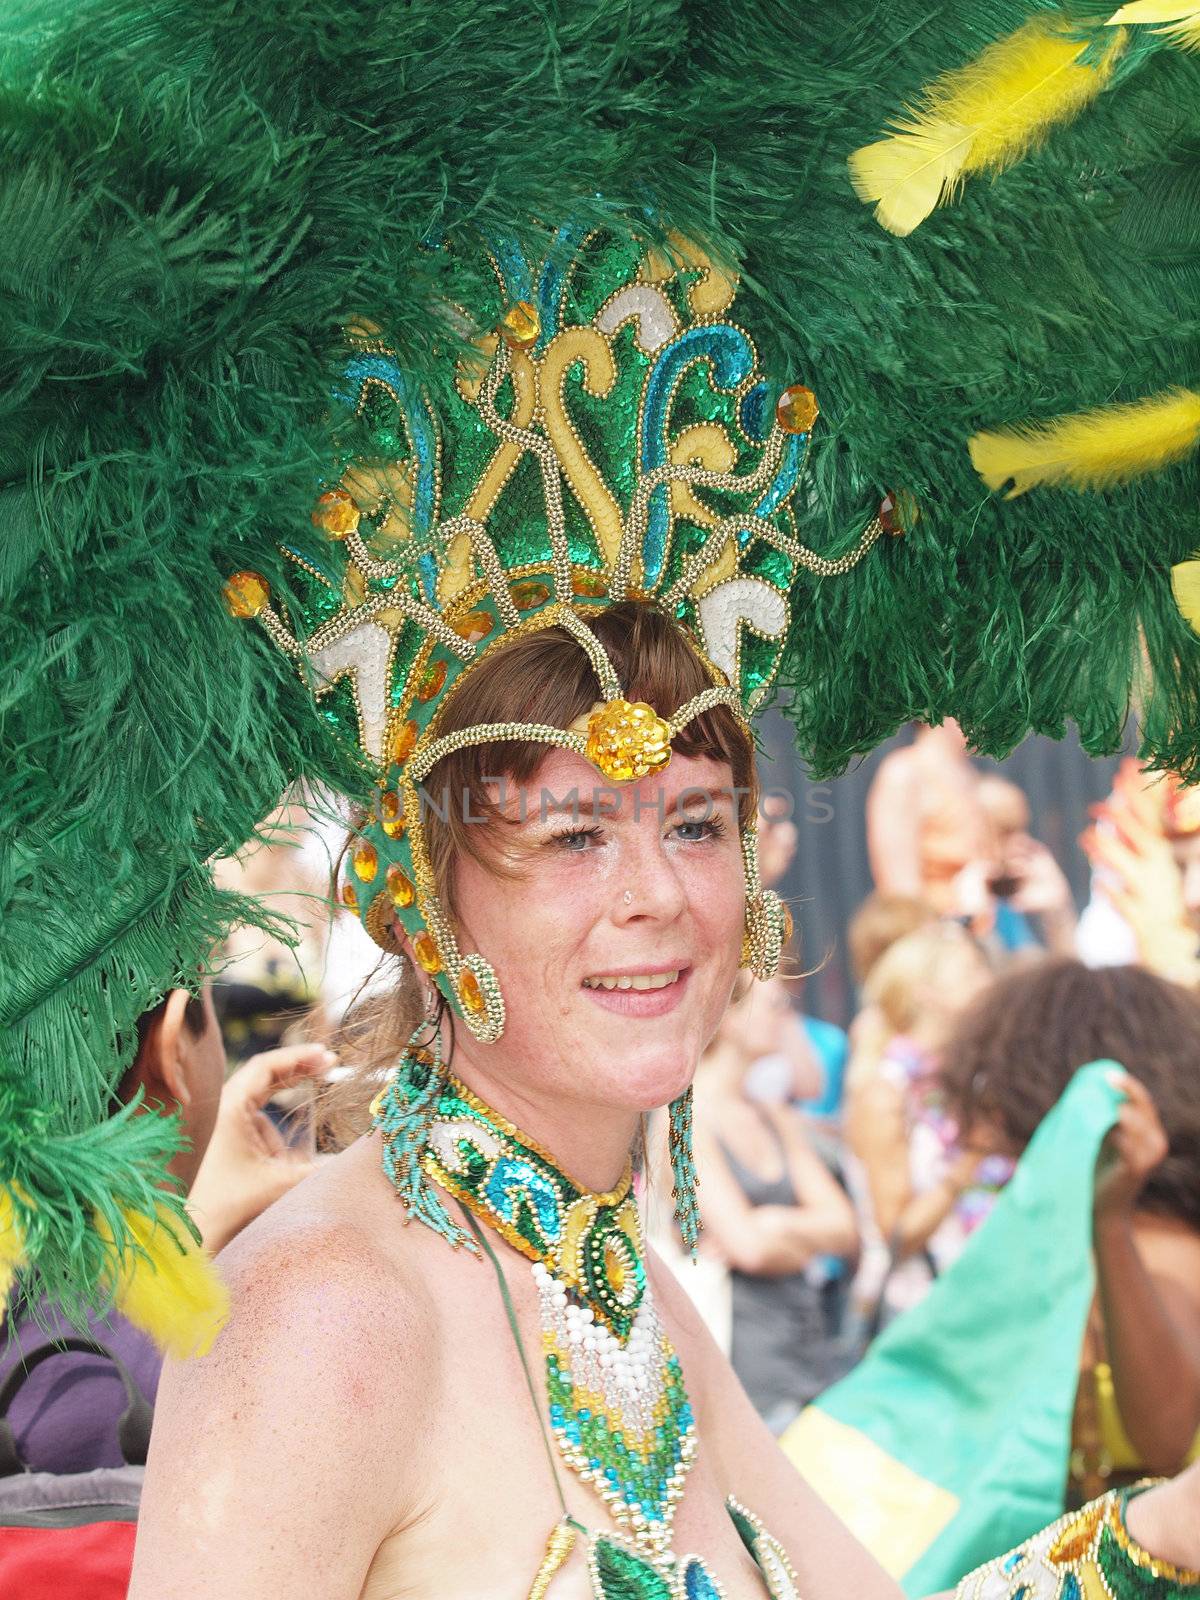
940, 959, 1200, 1505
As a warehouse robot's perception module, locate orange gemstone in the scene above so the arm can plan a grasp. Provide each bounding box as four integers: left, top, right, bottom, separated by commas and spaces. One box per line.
223, 571, 270, 618
312, 489, 361, 539
452, 609, 494, 645
379, 789, 405, 839
776, 384, 819, 435
418, 658, 448, 701
413, 931, 442, 975
459, 969, 485, 1014
391, 718, 419, 765
879, 488, 919, 536
352, 840, 378, 882
500, 300, 540, 349
510, 580, 550, 611
386, 863, 415, 908
782, 904, 795, 943
341, 880, 359, 912
571, 570, 607, 598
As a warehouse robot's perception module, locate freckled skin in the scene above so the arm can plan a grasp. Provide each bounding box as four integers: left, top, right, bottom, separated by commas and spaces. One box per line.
130, 750, 905, 1600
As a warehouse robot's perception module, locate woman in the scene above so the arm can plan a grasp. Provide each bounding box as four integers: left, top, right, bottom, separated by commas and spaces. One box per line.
940, 960, 1200, 1506
8, 4, 1200, 1591
131, 605, 903, 1598
131, 597, 1200, 1598
845, 924, 1003, 1324
693, 975, 859, 1433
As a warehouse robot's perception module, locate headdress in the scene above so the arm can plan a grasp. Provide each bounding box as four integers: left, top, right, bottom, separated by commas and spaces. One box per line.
4, 0, 1200, 1337
228, 229, 885, 1038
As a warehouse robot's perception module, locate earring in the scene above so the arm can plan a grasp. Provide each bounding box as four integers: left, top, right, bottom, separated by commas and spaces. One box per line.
741, 888, 787, 981
667, 1085, 701, 1257
372, 1016, 475, 1251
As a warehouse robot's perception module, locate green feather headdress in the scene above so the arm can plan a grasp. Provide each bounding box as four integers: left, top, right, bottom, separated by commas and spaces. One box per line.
2, 0, 1200, 1332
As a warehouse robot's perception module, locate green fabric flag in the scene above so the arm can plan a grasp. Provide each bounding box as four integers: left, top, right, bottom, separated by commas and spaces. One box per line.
783, 1060, 1123, 1596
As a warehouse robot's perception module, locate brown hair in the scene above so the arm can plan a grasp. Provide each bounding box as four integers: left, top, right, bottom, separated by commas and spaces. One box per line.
846, 891, 937, 986
940, 958, 1200, 1229
324, 600, 757, 1143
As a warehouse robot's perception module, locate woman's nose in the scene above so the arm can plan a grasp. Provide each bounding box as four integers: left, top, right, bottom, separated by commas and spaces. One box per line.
613, 834, 687, 923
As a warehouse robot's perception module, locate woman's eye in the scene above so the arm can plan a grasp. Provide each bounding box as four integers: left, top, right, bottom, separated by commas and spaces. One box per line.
550, 825, 602, 852
672, 816, 727, 844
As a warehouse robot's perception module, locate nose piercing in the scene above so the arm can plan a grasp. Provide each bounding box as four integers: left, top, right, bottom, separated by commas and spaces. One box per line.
623, 890, 633, 906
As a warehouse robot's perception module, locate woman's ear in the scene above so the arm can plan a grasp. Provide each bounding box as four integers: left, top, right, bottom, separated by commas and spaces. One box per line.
151, 988, 196, 1107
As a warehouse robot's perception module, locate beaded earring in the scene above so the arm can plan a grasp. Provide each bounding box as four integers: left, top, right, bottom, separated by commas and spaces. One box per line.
667, 1085, 701, 1255
371, 1000, 476, 1251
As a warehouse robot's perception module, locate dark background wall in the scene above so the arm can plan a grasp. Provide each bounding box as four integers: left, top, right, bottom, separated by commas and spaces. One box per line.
757, 710, 1138, 1028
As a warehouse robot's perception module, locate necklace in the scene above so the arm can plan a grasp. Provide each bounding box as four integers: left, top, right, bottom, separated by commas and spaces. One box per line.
374, 1055, 698, 1564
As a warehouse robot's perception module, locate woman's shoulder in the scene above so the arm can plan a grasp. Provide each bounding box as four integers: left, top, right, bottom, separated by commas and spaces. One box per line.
206, 1142, 440, 1397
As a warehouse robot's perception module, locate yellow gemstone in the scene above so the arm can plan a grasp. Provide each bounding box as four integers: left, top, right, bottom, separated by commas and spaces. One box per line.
418, 658, 448, 701
391, 718, 419, 765
782, 904, 795, 944
223, 571, 270, 618
879, 488, 919, 537
585, 698, 673, 784
459, 969, 485, 1014
413, 931, 442, 975
379, 789, 405, 839
500, 300, 540, 349
352, 840, 378, 882
510, 580, 550, 611
386, 863, 415, 908
452, 609, 494, 645
312, 489, 361, 539
341, 880, 359, 912
776, 384, 819, 435
571, 570, 607, 598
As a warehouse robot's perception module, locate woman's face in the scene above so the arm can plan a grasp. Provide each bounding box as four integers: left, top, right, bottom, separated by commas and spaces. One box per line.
450, 746, 746, 1115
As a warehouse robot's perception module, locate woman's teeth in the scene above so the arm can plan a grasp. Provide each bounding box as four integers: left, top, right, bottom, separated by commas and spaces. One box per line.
582, 971, 679, 992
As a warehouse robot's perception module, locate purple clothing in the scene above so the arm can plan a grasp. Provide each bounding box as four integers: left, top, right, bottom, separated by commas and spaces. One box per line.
0, 1299, 161, 1474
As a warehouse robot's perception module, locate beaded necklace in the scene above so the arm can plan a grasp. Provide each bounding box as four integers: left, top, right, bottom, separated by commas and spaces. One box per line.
374, 1054, 697, 1564
374, 1050, 806, 1598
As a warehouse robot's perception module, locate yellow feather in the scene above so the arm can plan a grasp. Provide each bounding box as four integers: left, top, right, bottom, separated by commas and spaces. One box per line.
1172, 557, 1200, 635
969, 389, 1200, 496
0, 1190, 26, 1310
849, 18, 1124, 235
1107, 2, 1200, 49
97, 1204, 229, 1358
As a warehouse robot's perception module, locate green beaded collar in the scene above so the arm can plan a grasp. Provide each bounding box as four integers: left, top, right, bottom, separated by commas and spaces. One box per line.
381, 1056, 648, 1342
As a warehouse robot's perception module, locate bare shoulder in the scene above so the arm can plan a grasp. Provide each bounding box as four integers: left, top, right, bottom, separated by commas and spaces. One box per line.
161, 1140, 439, 1454
132, 1141, 437, 1597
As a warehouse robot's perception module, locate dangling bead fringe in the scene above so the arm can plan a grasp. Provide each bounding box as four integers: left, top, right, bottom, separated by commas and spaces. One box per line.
374, 1021, 477, 1252
667, 1085, 701, 1256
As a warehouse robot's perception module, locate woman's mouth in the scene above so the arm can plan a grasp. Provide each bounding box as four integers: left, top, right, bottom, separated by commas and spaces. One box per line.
580, 966, 690, 1016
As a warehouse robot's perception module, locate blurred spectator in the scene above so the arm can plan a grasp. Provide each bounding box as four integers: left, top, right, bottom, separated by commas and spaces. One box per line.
939, 959, 1200, 1502
211, 801, 334, 1064
1080, 758, 1200, 984
0, 987, 329, 1476
757, 789, 800, 892
846, 892, 937, 989
866, 720, 989, 915
844, 923, 1004, 1327
693, 975, 859, 1433
975, 775, 1077, 956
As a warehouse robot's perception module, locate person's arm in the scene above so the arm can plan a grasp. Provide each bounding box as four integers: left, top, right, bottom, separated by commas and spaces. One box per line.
129, 1216, 424, 1599
1092, 1072, 1200, 1469
770, 1104, 859, 1259
848, 1077, 978, 1259
866, 752, 924, 896
693, 1119, 848, 1276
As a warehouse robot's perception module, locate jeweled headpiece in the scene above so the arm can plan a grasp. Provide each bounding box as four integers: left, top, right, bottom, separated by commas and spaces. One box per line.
228, 231, 883, 1038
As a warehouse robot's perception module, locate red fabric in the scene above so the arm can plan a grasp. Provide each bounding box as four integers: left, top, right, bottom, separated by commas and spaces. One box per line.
0, 1522, 136, 1599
